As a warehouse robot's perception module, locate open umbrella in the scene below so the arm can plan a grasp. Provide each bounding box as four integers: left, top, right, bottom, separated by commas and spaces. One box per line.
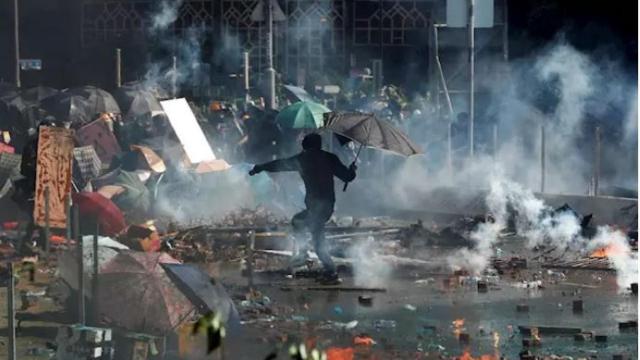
40, 92, 91, 125
275, 101, 330, 129
21, 86, 59, 105
323, 111, 422, 190
69, 86, 121, 115
72, 192, 127, 236
282, 84, 315, 103
113, 87, 163, 119
97, 251, 194, 334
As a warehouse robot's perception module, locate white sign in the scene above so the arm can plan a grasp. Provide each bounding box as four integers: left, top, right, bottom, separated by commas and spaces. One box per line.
159, 98, 216, 164
446, 0, 494, 28
19, 59, 42, 71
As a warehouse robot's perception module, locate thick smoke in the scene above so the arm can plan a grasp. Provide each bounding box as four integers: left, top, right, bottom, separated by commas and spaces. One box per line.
347, 236, 392, 288
447, 173, 638, 289
151, 0, 184, 31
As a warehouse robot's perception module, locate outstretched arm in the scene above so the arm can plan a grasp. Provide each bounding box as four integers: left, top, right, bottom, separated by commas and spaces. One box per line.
250, 155, 300, 175
330, 154, 356, 183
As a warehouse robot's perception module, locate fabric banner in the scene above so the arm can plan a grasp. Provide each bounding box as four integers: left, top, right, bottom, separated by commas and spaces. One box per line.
34, 127, 74, 228
76, 119, 121, 166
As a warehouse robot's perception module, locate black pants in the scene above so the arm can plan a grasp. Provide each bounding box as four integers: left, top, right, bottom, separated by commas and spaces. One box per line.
291, 200, 335, 274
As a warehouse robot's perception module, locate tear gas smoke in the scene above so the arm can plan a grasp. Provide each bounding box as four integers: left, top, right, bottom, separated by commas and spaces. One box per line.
347, 236, 392, 288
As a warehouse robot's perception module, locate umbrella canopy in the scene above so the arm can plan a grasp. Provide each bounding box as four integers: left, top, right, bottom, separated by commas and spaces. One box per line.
275, 101, 330, 129
113, 87, 163, 119
0, 83, 18, 100
110, 170, 152, 219
21, 86, 59, 105
72, 192, 127, 236
323, 111, 421, 156
97, 251, 194, 334
161, 263, 238, 323
69, 86, 120, 115
40, 92, 91, 125
282, 84, 315, 103
58, 236, 129, 296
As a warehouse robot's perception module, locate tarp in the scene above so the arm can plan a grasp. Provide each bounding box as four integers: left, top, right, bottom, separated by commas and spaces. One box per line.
76, 119, 122, 165
34, 127, 74, 228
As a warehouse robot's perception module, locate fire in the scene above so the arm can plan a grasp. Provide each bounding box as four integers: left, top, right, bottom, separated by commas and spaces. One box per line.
590, 243, 628, 258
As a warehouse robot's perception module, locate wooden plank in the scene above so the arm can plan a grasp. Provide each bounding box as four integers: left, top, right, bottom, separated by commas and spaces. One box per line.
34, 127, 74, 228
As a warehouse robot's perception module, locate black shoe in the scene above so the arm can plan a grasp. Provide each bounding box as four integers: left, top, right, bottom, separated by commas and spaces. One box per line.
316, 272, 342, 286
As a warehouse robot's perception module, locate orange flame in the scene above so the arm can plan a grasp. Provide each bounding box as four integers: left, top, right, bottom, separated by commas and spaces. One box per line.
457, 350, 498, 360
590, 243, 628, 258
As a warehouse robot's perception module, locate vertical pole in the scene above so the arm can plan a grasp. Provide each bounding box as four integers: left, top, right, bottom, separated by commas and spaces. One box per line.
447, 122, 453, 175
92, 222, 99, 324
247, 231, 255, 290
594, 126, 601, 196
265, 0, 277, 110
540, 125, 545, 194
172, 56, 177, 99
116, 48, 122, 88
65, 194, 72, 243
7, 262, 16, 360
502, 0, 509, 62
14, 0, 20, 88
493, 124, 498, 157
74, 206, 85, 325
468, 0, 475, 157
243, 51, 250, 105
44, 186, 50, 254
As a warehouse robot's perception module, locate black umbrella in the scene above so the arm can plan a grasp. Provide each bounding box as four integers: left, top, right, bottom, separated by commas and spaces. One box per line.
323, 111, 422, 190
0, 94, 30, 131
21, 86, 59, 105
282, 84, 315, 103
69, 86, 121, 115
113, 87, 162, 119
0, 83, 18, 100
40, 92, 91, 125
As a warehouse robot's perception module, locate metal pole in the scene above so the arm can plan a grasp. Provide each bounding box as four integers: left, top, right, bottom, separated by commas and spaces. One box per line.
247, 231, 255, 289
468, 0, 475, 157
447, 122, 453, 175
265, 0, 277, 110
502, 0, 509, 62
116, 48, 122, 88
594, 126, 601, 196
540, 125, 545, 193
44, 186, 50, 254
172, 56, 177, 99
92, 221, 99, 324
243, 51, 250, 105
493, 124, 498, 157
74, 205, 85, 325
14, 0, 20, 88
8, 262, 16, 360
65, 194, 72, 243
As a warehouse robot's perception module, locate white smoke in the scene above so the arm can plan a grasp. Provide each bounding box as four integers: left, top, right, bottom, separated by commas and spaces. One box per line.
347, 236, 392, 288
448, 173, 638, 289
151, 0, 184, 31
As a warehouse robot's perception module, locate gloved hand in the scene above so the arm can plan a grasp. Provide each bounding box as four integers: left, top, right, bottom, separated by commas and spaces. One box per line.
248, 165, 262, 176
349, 162, 358, 172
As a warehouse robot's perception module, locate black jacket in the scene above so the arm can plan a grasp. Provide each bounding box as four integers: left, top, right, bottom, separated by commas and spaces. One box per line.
258, 149, 355, 204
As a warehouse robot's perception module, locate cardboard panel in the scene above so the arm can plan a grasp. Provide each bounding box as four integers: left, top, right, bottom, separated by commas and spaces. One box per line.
160, 98, 216, 164
34, 127, 74, 228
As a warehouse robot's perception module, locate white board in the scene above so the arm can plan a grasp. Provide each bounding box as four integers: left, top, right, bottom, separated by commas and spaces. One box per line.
446, 0, 494, 28
160, 98, 216, 164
